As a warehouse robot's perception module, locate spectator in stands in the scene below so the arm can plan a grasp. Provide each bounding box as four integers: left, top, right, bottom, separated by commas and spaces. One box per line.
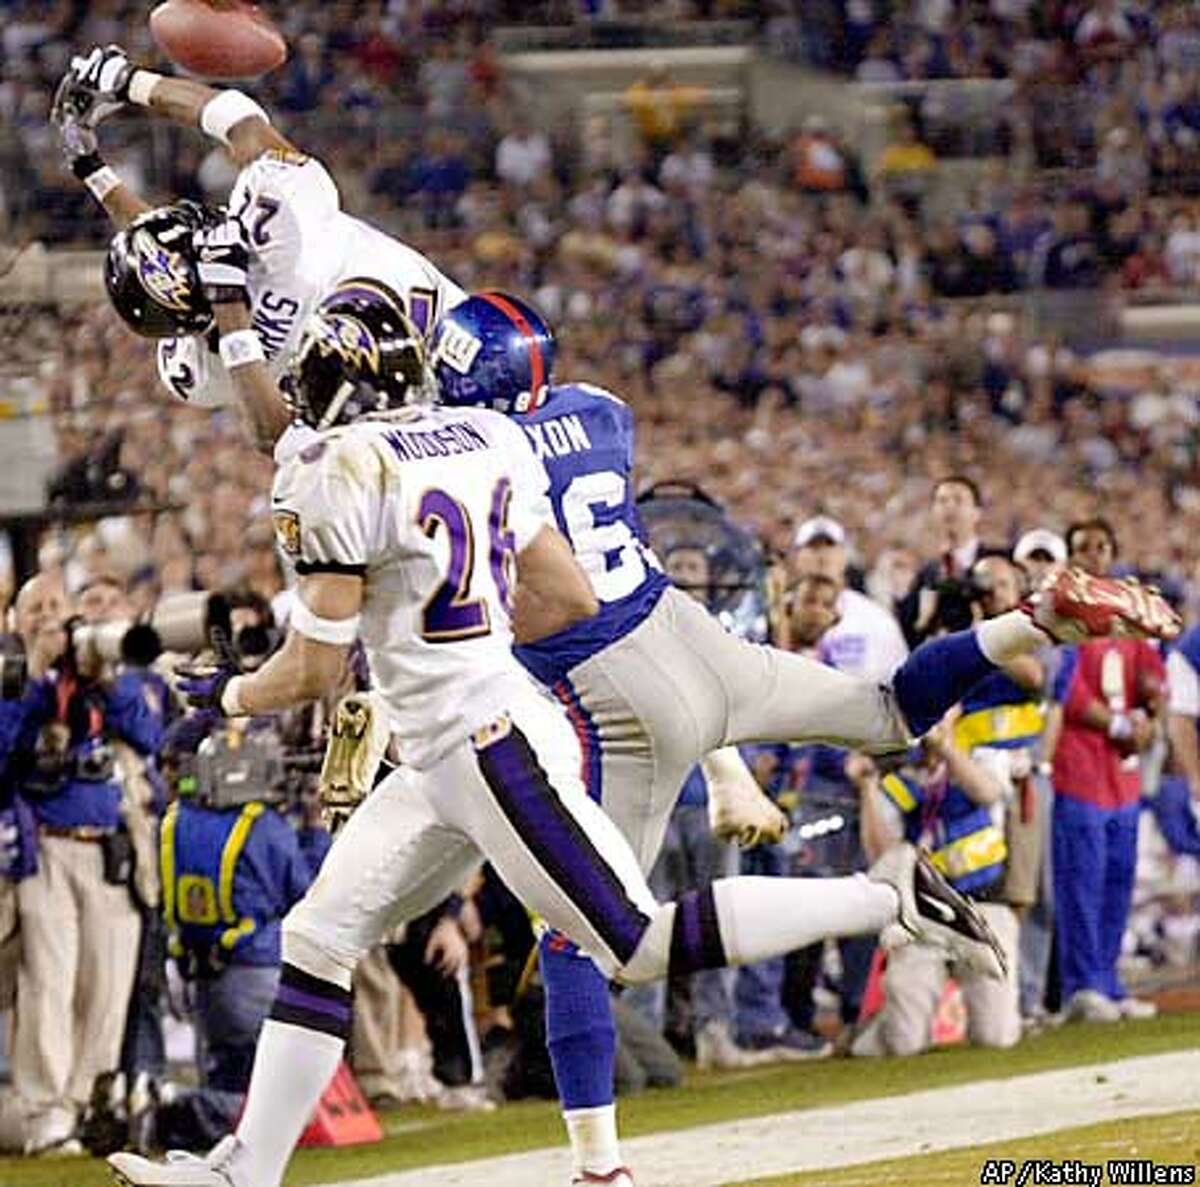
874, 117, 938, 212
496, 112, 552, 191
278, 32, 334, 113
789, 116, 861, 200
854, 32, 901, 83
1050, 518, 1165, 1024
1033, 198, 1103, 289
411, 129, 472, 229
622, 60, 706, 164
791, 516, 908, 682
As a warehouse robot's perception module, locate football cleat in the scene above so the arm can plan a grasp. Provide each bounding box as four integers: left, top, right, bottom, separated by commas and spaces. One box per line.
869, 843, 1008, 981
109, 1135, 244, 1186
572, 1170, 635, 1186
318, 690, 391, 833
703, 747, 788, 848
1026, 567, 1182, 644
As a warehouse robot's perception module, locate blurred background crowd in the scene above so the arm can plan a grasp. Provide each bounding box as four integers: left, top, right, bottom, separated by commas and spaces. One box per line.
0, 0, 1199, 1165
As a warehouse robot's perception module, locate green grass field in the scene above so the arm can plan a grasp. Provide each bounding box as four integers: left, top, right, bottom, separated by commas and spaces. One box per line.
741, 1110, 1200, 1186
1, 1014, 1195, 1187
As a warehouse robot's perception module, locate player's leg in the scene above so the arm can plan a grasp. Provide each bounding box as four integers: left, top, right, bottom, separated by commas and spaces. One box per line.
541, 636, 696, 1184
440, 688, 994, 997
109, 767, 481, 1187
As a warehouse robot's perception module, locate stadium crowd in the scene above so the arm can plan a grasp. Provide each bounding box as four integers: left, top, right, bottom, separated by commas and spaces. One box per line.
0, 0, 1199, 1166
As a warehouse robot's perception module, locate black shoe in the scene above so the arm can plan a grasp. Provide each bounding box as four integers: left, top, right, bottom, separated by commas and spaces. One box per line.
869, 843, 1008, 980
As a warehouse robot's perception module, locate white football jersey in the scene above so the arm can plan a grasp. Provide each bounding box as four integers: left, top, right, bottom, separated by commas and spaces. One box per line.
271, 405, 553, 769
157, 150, 466, 407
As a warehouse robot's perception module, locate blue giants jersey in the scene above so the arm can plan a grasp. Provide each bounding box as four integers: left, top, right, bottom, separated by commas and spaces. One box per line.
514, 383, 668, 686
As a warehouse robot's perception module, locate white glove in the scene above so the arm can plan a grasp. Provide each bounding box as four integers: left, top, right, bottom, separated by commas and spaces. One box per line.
52, 44, 137, 128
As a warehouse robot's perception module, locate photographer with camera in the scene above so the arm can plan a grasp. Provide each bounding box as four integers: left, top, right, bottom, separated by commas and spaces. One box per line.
0, 572, 163, 1155
846, 707, 1021, 1057
897, 476, 1002, 647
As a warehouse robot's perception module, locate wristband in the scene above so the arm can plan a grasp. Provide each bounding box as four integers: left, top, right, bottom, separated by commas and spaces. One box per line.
200, 89, 269, 145
289, 597, 361, 646
220, 674, 247, 716
1108, 713, 1132, 741
71, 152, 105, 182
219, 329, 265, 370
85, 166, 121, 202
128, 69, 162, 107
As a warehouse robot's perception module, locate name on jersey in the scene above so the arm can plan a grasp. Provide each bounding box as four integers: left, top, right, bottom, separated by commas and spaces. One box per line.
384, 420, 490, 462
523, 415, 592, 460
252, 290, 302, 359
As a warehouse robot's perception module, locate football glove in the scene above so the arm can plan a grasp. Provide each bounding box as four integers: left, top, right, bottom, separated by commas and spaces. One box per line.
52, 44, 136, 128
176, 661, 239, 716
194, 217, 251, 306
56, 116, 108, 183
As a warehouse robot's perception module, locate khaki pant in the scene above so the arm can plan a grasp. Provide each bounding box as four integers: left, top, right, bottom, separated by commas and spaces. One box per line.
350, 946, 411, 1098
852, 901, 1021, 1056
13, 835, 140, 1142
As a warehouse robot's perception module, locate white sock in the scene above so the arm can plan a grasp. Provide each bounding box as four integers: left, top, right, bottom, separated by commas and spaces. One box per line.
712, 875, 896, 966
233, 1020, 344, 1187
564, 1103, 622, 1177
976, 609, 1045, 665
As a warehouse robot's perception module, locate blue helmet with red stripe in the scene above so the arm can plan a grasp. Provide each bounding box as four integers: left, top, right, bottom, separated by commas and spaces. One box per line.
431, 291, 556, 415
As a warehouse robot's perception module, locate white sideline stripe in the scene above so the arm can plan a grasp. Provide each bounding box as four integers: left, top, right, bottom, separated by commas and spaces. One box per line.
336, 1049, 1200, 1187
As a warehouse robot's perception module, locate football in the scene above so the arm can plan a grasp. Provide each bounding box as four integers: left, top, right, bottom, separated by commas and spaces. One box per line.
149, 0, 287, 81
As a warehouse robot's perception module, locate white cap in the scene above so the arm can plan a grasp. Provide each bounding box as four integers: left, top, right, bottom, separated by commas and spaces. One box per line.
795, 515, 846, 548
1014, 528, 1067, 566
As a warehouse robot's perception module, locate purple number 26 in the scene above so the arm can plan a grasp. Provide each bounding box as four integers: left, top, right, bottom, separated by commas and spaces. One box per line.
419, 479, 515, 643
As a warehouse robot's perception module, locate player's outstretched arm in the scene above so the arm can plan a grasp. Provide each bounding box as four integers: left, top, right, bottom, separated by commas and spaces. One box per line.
181, 573, 359, 718
58, 44, 296, 169
51, 85, 149, 229
194, 216, 292, 451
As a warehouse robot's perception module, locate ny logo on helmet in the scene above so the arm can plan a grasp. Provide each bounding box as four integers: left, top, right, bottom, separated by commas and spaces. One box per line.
133, 230, 193, 313
310, 312, 381, 374
435, 321, 482, 375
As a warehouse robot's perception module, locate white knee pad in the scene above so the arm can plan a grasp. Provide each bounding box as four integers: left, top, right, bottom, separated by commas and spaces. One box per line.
613, 903, 675, 986
282, 913, 357, 990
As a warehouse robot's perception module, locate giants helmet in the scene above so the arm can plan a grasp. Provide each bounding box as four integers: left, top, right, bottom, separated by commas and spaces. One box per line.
283, 279, 432, 431
431, 291, 555, 415
105, 201, 219, 339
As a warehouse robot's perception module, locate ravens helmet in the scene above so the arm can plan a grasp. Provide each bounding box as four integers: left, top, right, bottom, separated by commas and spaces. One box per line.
283, 279, 432, 431
637, 482, 770, 643
432, 291, 555, 415
105, 201, 220, 339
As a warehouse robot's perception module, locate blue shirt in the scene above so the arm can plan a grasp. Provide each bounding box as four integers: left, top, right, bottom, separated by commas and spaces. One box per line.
163, 798, 328, 967
0, 668, 164, 830
514, 382, 669, 687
